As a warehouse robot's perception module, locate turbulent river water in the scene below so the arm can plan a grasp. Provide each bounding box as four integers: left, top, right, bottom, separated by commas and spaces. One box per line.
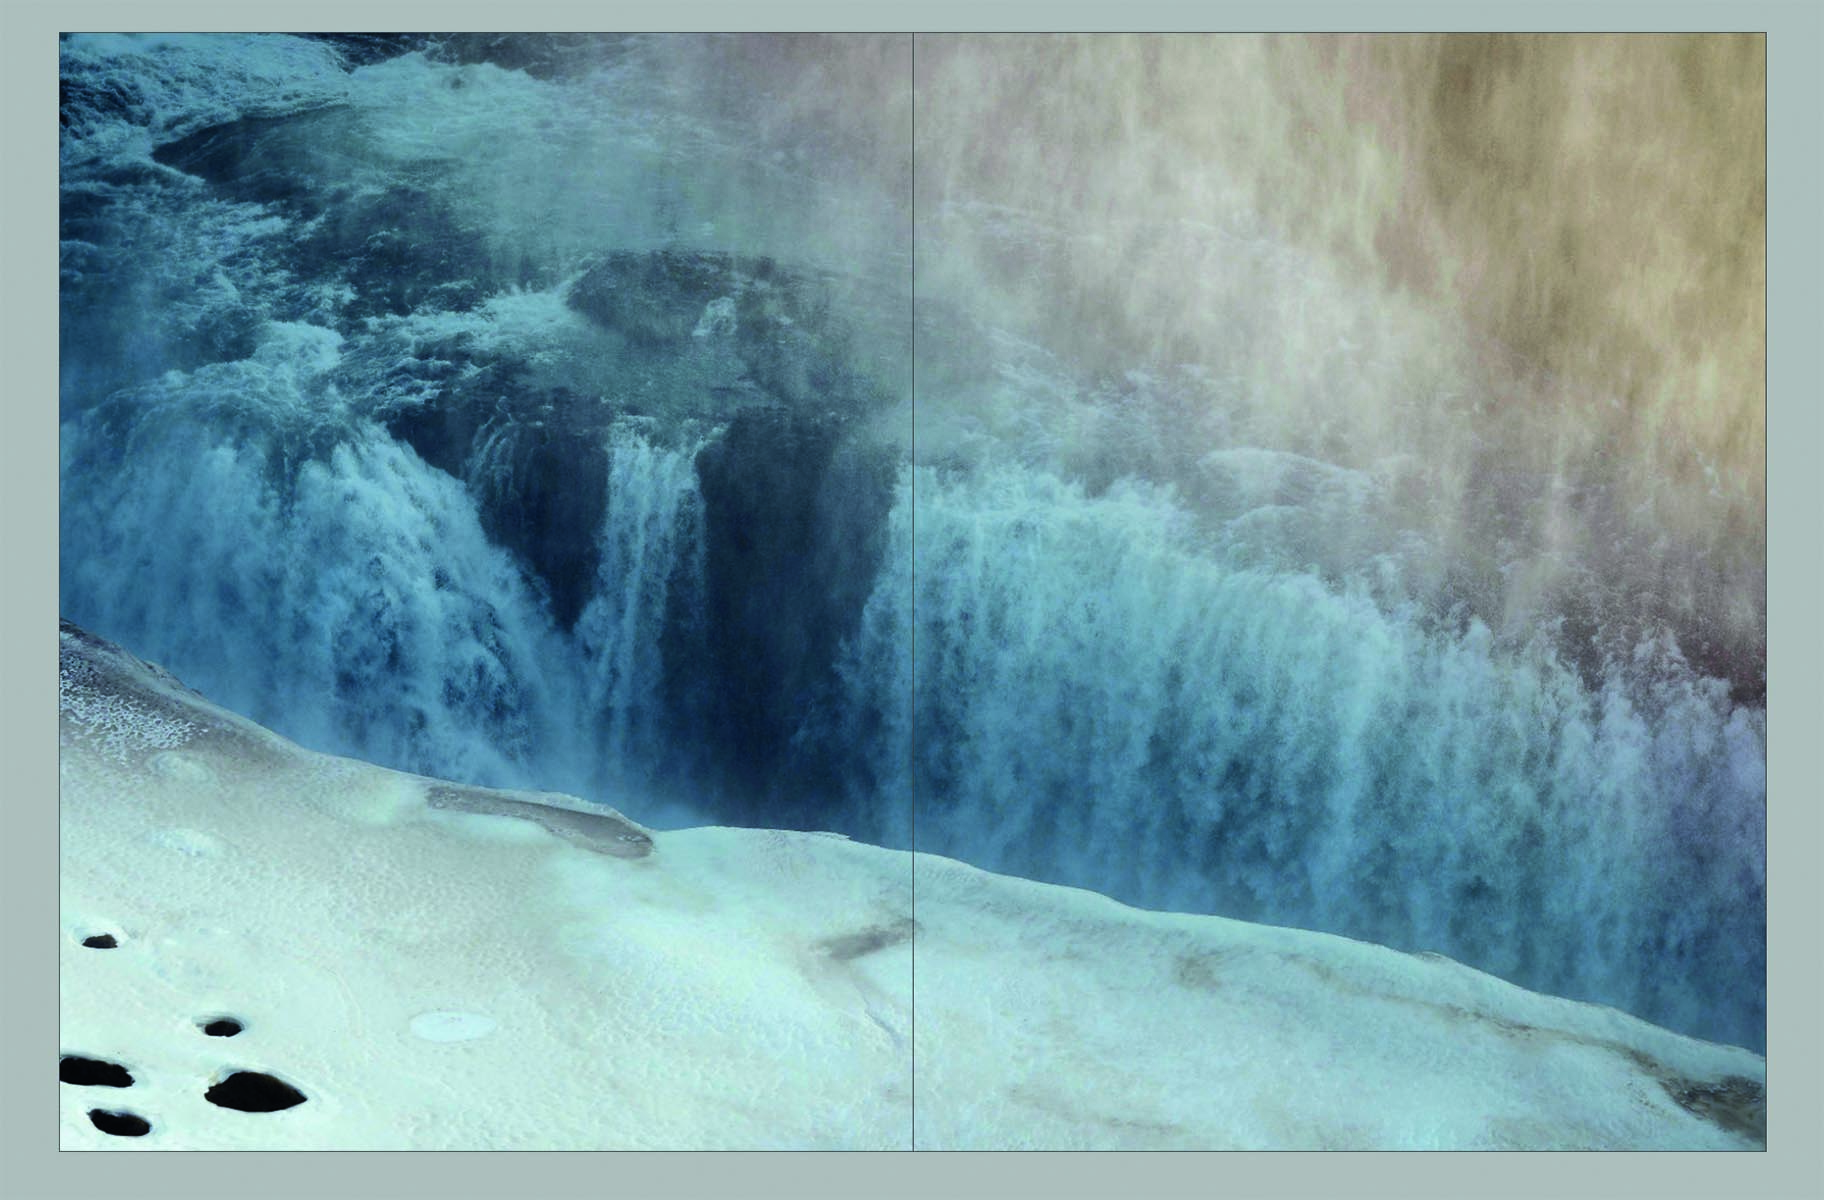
58, 33, 1765, 1051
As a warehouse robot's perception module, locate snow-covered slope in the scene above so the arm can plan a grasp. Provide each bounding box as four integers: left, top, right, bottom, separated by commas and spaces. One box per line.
57, 621, 1764, 1150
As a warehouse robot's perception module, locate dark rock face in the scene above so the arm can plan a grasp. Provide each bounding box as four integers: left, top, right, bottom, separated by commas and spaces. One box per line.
691, 406, 900, 811
446, 388, 615, 632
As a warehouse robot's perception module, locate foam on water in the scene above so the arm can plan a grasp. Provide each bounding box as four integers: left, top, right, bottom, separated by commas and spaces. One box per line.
60, 33, 352, 163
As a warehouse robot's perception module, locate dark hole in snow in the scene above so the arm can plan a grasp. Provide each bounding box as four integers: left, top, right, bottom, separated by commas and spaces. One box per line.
60, 1056, 133, 1087
205, 1071, 307, 1112
87, 1109, 150, 1137
81, 934, 117, 948
200, 1018, 244, 1037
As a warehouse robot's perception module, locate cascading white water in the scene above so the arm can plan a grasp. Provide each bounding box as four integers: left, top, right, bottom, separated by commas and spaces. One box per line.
575, 423, 710, 789
63, 380, 716, 809
62, 413, 574, 791
59, 32, 1763, 1054
836, 460, 1763, 1047
889, 34, 1765, 1052
59, 31, 870, 813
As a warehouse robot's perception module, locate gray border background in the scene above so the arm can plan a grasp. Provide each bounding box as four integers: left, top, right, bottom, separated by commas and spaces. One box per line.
4, 3, 1818, 1197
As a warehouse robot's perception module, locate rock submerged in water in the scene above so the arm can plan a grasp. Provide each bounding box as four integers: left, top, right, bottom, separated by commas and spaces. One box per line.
567, 249, 763, 347
566, 249, 879, 411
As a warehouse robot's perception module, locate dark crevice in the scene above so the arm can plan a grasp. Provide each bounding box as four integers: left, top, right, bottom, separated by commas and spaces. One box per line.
690, 408, 900, 816
457, 392, 612, 631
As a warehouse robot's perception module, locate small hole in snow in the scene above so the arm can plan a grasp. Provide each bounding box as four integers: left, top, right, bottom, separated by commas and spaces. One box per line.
88, 1109, 151, 1137
61, 1056, 134, 1087
205, 1070, 307, 1112
200, 1018, 244, 1037
81, 934, 118, 949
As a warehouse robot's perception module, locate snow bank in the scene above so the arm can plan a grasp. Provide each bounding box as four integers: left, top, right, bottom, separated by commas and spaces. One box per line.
57, 621, 1763, 1150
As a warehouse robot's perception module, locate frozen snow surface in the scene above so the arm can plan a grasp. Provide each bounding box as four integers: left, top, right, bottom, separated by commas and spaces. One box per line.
58, 622, 1764, 1150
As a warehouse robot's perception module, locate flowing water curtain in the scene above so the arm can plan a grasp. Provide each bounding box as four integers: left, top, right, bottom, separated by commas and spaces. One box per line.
57, 33, 1763, 1056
